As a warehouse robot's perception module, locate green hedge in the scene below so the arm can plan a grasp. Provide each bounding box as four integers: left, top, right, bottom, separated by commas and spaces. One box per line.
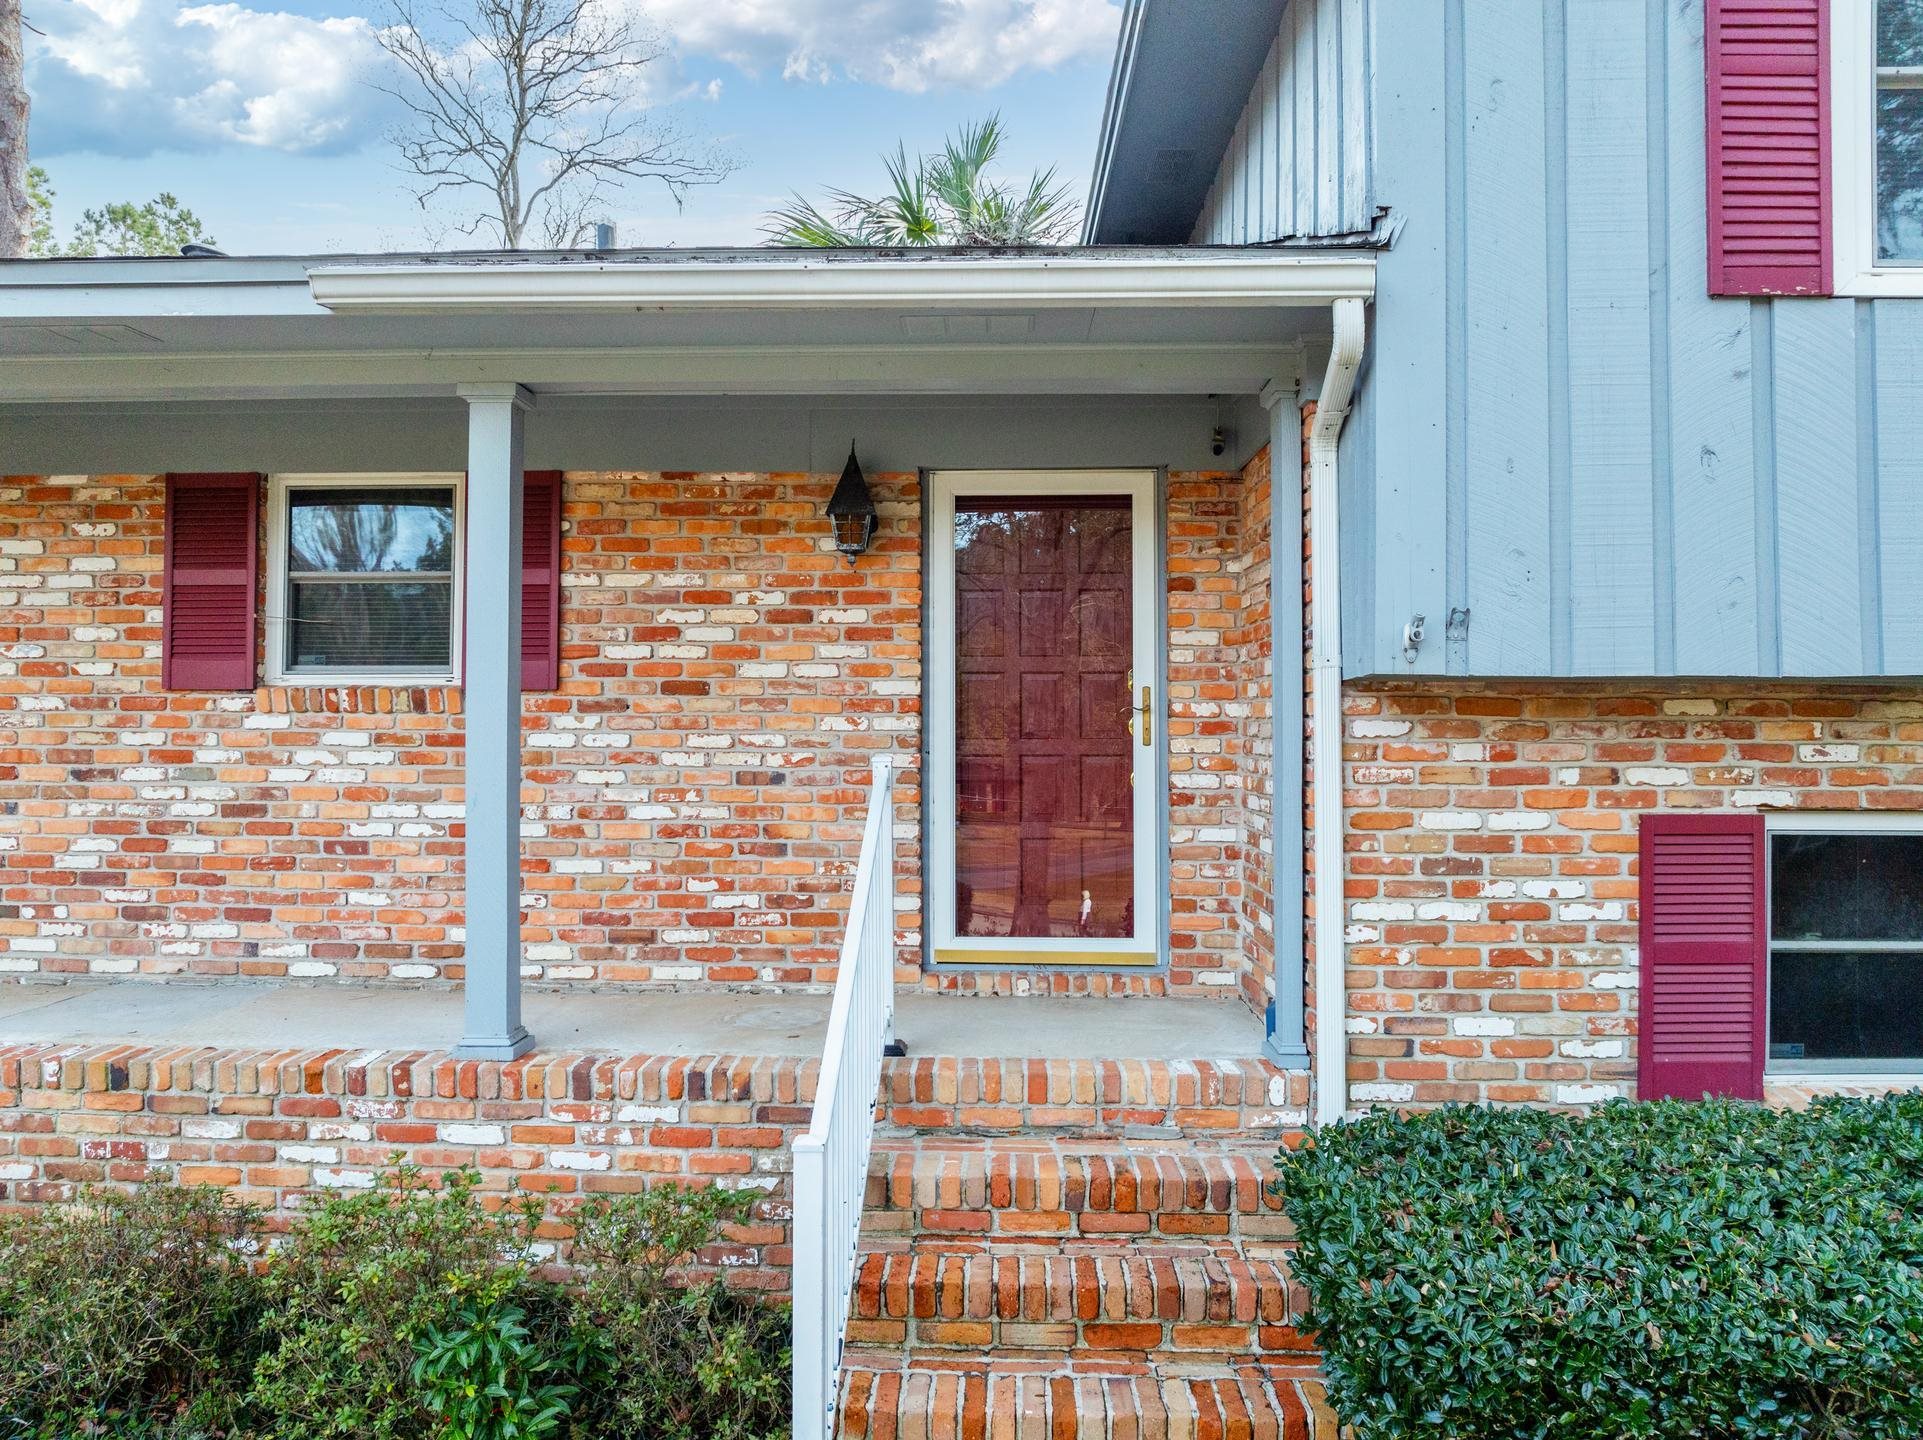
1276, 1096, 1923, 1440
0, 1167, 787, 1440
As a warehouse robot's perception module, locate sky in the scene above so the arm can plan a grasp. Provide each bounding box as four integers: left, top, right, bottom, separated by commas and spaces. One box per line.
20, 0, 1123, 255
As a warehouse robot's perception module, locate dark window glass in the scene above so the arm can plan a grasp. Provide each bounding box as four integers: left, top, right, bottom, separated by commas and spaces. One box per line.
283, 485, 456, 673
1771, 834, 1923, 941
1769, 832, 1923, 1063
289, 580, 452, 670
1770, 952, 1923, 1061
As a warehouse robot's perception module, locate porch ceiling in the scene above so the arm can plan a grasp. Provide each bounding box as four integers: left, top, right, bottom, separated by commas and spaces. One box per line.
0, 245, 1373, 405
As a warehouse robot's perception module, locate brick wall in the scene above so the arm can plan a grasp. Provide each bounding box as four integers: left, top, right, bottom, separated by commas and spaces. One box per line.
0, 1040, 1307, 1265
1340, 684, 1923, 1110
0, 472, 923, 988
1, 469, 1275, 999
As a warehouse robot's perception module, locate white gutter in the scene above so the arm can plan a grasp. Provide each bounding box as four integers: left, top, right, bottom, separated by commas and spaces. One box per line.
308, 252, 1376, 313
1311, 297, 1366, 1128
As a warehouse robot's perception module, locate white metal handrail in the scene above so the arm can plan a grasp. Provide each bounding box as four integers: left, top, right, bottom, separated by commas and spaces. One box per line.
792, 754, 898, 1440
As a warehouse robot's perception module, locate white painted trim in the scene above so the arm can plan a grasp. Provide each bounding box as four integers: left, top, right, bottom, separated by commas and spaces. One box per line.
925, 470, 1164, 966
1765, 810, 1923, 833
0, 342, 1307, 406
264, 472, 465, 687
1311, 299, 1366, 1128
1765, 1072, 1923, 1086
1832, 1, 1923, 296
308, 253, 1377, 313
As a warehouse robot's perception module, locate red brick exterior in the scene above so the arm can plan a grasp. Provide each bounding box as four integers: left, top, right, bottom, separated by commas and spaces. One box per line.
0, 469, 1277, 1000
0, 1040, 1305, 1255
1339, 684, 1923, 1110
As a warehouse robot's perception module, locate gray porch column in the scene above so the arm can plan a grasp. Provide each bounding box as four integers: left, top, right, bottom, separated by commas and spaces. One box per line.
455, 382, 535, 1059
1261, 382, 1310, 1068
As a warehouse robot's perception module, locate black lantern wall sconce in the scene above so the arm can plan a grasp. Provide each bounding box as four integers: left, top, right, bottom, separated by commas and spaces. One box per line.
826, 443, 878, 562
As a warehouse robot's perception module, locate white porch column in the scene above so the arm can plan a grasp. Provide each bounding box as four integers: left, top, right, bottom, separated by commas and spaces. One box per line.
456, 382, 535, 1059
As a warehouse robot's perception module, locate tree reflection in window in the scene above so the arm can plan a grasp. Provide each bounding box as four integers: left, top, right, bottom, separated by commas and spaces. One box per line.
1877, 0, 1923, 260
285, 485, 456, 672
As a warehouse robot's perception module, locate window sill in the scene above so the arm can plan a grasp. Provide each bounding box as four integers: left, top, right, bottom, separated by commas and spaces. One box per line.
1833, 265, 1923, 299
1765, 1072, 1923, 1089
268, 673, 459, 688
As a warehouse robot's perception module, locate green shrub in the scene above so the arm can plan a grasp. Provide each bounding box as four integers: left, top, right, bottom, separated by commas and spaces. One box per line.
566, 1184, 789, 1440
411, 1298, 578, 1440
1276, 1096, 1923, 1440
246, 1164, 566, 1439
0, 1165, 788, 1439
0, 1180, 265, 1438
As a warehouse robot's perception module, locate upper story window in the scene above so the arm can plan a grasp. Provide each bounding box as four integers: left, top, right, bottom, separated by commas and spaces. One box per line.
1835, 0, 1923, 292
265, 474, 463, 685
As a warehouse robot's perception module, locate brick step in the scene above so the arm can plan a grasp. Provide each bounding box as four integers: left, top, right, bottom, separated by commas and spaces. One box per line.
872, 1057, 1307, 1139
836, 1364, 1333, 1440
845, 1246, 1312, 1360
863, 1144, 1292, 1244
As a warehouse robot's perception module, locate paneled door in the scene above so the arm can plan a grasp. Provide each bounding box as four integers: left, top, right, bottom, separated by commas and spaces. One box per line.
927, 472, 1161, 967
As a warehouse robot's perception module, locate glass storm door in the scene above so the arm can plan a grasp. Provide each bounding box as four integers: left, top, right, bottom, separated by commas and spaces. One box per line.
928, 473, 1160, 967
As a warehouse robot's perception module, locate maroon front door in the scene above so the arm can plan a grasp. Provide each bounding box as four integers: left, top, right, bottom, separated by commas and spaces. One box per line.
951, 495, 1138, 946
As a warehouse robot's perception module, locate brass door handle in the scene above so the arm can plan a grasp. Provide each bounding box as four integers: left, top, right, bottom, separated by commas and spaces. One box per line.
1126, 685, 1151, 746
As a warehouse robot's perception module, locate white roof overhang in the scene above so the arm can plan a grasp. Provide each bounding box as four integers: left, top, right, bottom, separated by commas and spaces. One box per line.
0, 247, 1375, 404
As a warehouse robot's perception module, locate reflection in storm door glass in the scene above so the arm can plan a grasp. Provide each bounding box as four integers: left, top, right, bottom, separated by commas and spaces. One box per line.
953, 496, 1134, 942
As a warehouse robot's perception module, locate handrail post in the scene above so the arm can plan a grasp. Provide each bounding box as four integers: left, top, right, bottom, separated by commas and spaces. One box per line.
873, 755, 897, 1053
791, 1136, 826, 1440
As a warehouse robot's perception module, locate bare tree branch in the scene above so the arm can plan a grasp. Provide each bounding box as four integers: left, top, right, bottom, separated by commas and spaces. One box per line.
372, 0, 734, 248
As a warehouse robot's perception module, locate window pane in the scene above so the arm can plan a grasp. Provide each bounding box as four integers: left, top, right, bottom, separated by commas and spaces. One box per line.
289, 579, 452, 670
1771, 834, 1923, 941
1877, 88, 1923, 261
1770, 950, 1923, 1061
1880, 0, 1923, 65
288, 486, 455, 574
953, 498, 1135, 941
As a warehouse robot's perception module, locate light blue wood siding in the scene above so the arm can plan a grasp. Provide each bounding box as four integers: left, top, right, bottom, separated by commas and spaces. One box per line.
1337, 0, 1923, 679
1192, 0, 1374, 243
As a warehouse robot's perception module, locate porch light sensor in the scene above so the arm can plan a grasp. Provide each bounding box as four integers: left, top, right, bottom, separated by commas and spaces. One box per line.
827, 444, 879, 561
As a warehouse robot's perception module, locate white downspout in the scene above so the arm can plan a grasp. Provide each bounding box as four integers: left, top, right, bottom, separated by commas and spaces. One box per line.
1310, 298, 1366, 1127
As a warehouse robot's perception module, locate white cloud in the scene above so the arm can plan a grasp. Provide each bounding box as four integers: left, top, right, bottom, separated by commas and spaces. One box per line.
28, 0, 388, 156
648, 0, 1121, 93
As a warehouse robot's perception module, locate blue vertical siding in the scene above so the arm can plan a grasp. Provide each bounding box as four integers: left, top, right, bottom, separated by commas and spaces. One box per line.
1339, 0, 1923, 679
1192, 0, 1374, 242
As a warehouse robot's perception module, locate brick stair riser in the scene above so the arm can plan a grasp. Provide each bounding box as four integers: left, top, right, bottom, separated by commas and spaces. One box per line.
875, 1058, 1310, 1141
845, 1250, 1314, 1360
864, 1148, 1295, 1245
837, 1369, 1326, 1440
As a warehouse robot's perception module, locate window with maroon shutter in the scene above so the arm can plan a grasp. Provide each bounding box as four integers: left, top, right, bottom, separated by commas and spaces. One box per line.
521, 471, 563, 691
163, 473, 261, 690
1638, 813, 1767, 1101
1705, 0, 1832, 296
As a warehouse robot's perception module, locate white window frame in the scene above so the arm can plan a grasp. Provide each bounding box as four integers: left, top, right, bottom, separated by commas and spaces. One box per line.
265, 472, 466, 687
1832, 0, 1923, 295
1763, 811, 1923, 1080
924, 470, 1165, 970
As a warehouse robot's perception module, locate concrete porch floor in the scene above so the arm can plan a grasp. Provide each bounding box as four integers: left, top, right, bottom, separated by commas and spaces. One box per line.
0, 980, 1268, 1060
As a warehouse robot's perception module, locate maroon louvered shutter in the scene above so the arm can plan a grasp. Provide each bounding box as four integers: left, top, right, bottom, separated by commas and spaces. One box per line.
1638, 813, 1768, 1101
1705, 0, 1831, 296
520, 472, 563, 690
162, 473, 260, 690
